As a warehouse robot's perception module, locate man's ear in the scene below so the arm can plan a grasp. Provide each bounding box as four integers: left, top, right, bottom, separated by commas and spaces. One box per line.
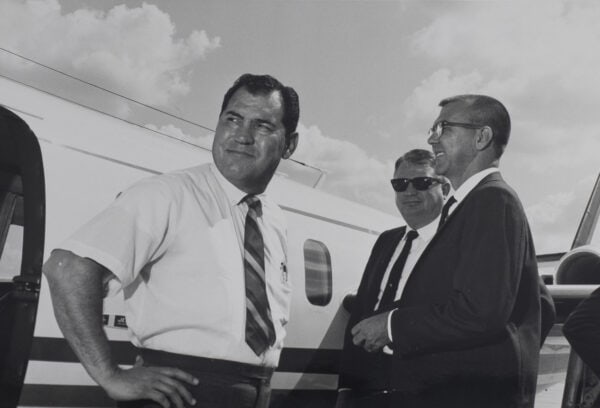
282, 132, 298, 159
442, 181, 451, 197
475, 126, 494, 151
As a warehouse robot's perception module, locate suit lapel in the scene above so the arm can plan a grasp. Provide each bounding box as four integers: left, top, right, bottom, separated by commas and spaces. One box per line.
406, 172, 504, 281
434, 172, 503, 238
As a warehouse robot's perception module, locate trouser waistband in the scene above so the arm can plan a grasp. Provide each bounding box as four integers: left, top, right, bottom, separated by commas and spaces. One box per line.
138, 348, 274, 380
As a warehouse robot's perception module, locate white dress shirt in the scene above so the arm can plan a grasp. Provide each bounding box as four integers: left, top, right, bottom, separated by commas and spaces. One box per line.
382, 219, 439, 353
447, 167, 500, 217
376, 221, 439, 309
60, 163, 290, 367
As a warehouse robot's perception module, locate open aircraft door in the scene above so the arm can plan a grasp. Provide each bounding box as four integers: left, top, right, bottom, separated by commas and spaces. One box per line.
0, 106, 45, 406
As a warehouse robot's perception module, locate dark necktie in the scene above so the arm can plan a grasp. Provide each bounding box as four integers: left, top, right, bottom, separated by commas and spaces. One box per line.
242, 195, 276, 356
437, 196, 457, 231
377, 230, 419, 310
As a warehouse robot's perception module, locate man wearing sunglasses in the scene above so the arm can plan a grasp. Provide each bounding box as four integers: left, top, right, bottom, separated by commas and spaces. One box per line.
351, 95, 553, 408
337, 149, 450, 408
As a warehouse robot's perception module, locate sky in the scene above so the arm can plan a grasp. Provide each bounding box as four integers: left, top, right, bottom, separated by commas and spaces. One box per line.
1, 0, 599, 254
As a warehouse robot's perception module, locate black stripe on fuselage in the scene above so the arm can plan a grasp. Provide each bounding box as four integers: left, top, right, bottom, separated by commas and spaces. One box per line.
20, 384, 112, 406
29, 337, 341, 374
19, 384, 337, 407
29, 335, 568, 375
24, 338, 339, 407
24, 336, 567, 406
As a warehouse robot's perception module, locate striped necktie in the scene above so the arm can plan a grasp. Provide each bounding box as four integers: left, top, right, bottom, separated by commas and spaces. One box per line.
377, 230, 419, 310
437, 196, 457, 231
242, 195, 276, 356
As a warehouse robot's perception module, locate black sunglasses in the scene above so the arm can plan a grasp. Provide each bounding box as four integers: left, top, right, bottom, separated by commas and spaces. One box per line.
390, 177, 441, 192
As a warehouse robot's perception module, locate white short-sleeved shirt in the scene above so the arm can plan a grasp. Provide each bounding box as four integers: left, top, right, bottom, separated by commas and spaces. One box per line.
60, 163, 291, 367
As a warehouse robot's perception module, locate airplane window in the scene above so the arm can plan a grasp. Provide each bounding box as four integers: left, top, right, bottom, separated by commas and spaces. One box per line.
0, 185, 23, 283
0, 225, 23, 281
303, 239, 332, 306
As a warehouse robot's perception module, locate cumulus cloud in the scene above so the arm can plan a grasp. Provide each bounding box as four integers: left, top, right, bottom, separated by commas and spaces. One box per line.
403, 0, 600, 252
294, 123, 396, 214
0, 0, 220, 107
412, 1, 594, 67
403, 69, 485, 122
527, 192, 576, 226
406, 1, 600, 125
524, 174, 598, 253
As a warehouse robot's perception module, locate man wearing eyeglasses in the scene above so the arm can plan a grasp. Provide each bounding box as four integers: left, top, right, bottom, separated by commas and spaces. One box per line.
350, 95, 553, 408
336, 149, 450, 408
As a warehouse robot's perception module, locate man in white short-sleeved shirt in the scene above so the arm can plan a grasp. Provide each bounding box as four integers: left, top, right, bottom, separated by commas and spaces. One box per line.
43, 74, 299, 408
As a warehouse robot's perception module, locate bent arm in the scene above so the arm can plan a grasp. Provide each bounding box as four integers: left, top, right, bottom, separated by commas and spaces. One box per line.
44, 249, 198, 407
43, 249, 118, 386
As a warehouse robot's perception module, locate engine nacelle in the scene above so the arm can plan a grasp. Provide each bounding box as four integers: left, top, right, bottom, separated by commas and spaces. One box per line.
556, 245, 600, 284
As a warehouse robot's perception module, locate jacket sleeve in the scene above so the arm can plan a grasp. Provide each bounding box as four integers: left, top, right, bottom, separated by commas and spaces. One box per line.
338, 228, 399, 388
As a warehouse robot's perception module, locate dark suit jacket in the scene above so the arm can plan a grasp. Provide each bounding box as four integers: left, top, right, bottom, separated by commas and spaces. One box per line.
339, 173, 554, 408
338, 225, 408, 392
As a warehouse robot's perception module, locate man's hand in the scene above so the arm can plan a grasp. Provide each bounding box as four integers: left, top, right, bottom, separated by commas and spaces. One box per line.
101, 356, 199, 408
351, 312, 391, 353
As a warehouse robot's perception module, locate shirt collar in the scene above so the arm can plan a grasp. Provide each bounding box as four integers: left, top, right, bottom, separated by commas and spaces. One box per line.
209, 163, 269, 208
409, 216, 439, 243
450, 167, 499, 206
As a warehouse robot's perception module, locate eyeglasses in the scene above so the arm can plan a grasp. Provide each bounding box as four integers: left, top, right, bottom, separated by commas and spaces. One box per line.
428, 120, 485, 139
390, 177, 442, 192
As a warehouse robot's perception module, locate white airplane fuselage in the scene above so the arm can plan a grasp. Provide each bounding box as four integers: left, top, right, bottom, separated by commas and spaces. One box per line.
0, 75, 572, 408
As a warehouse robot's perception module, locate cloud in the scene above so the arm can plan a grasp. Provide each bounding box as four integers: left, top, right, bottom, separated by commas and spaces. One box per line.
527, 192, 576, 226
407, 1, 600, 124
403, 69, 485, 122
524, 174, 598, 253
0, 0, 220, 107
294, 123, 396, 214
403, 0, 600, 252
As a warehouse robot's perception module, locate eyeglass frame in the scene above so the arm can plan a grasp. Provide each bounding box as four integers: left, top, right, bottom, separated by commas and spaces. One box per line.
428, 120, 486, 139
390, 176, 443, 193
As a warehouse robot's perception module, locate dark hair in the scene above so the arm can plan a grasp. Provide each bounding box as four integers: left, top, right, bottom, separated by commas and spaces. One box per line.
395, 149, 435, 171
220, 74, 300, 135
439, 94, 511, 158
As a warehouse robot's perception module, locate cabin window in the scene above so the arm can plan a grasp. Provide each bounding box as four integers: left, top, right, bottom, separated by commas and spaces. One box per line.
0, 224, 23, 281
0, 188, 23, 282
303, 239, 332, 306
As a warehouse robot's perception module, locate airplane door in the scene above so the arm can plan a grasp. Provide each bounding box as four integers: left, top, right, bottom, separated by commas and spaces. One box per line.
0, 106, 45, 407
